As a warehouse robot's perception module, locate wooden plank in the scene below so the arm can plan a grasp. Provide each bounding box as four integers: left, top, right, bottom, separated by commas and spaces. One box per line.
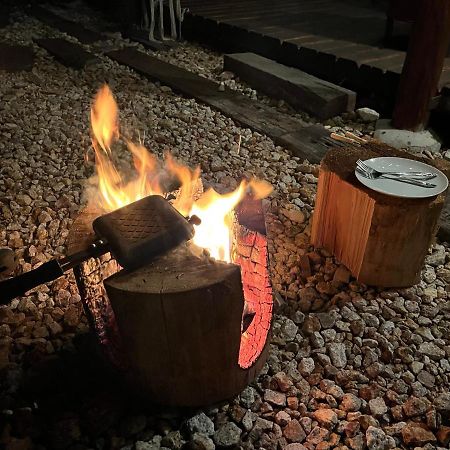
0, 44, 34, 72
35, 38, 99, 70
224, 52, 355, 119
186, 0, 333, 16
278, 125, 330, 163
106, 48, 329, 163
30, 5, 106, 44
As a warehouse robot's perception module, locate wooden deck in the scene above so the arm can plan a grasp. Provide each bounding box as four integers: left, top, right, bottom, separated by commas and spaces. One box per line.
182, 0, 450, 110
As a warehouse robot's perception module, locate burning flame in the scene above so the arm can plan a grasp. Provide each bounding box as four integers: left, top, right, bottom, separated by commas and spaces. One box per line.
89, 84, 272, 262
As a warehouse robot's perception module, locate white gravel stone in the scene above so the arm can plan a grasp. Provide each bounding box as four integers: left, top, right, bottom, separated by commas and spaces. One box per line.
356, 108, 380, 122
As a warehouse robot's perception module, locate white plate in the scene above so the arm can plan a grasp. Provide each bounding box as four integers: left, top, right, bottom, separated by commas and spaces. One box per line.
355, 157, 448, 198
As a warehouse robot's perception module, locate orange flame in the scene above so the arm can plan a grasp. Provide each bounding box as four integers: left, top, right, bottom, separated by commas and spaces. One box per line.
91, 85, 119, 153
89, 84, 272, 262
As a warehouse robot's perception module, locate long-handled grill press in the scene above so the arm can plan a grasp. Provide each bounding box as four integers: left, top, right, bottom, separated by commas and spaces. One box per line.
0, 195, 198, 305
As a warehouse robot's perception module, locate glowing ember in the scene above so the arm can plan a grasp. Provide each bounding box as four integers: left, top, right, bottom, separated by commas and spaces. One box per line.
89, 84, 272, 262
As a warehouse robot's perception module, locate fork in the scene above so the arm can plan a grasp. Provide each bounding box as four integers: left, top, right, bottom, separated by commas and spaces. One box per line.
356, 167, 437, 188
356, 159, 436, 180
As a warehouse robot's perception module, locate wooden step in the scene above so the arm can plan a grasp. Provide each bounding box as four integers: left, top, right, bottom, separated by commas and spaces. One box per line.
106, 47, 330, 163
224, 52, 356, 119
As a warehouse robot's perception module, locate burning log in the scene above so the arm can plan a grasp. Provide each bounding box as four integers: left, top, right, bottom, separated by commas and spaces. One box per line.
104, 248, 246, 406
67, 207, 124, 366
65, 85, 273, 405
311, 144, 447, 287
67, 197, 272, 406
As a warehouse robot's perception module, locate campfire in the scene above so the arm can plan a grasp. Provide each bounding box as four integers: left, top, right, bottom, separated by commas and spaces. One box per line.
89, 85, 272, 262
67, 85, 274, 406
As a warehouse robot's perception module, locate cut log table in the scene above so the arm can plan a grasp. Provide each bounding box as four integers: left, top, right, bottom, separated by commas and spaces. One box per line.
311, 143, 450, 287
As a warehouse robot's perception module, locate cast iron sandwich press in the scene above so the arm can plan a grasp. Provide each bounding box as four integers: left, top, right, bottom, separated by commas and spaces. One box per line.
0, 195, 198, 305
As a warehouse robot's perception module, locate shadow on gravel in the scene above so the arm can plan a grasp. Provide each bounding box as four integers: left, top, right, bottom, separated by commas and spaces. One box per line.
1, 332, 198, 449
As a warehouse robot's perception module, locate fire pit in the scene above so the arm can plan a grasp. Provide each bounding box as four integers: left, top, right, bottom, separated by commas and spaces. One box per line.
62, 84, 274, 406
67, 197, 272, 407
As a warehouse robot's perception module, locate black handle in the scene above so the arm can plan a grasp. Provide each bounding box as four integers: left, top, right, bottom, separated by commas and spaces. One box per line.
0, 260, 64, 305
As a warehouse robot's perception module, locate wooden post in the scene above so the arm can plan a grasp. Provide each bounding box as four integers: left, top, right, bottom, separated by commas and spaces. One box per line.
392, 0, 450, 131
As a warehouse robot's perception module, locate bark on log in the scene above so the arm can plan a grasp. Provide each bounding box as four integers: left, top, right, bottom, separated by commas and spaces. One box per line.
68, 196, 272, 407
311, 143, 449, 287
104, 247, 249, 406
67, 207, 125, 367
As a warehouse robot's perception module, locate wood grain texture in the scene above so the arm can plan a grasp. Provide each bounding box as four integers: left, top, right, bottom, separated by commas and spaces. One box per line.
224, 52, 355, 119
392, 0, 450, 130
104, 247, 250, 407
103, 202, 273, 406
311, 143, 448, 287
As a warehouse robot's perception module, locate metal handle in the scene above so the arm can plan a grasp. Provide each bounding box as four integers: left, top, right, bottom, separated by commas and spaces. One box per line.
384, 172, 436, 179
0, 260, 64, 305
382, 174, 436, 188
0, 239, 110, 305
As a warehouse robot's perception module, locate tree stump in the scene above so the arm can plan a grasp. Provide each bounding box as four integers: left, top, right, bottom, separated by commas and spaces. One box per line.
311, 143, 449, 287
68, 196, 272, 407
104, 248, 246, 406
104, 198, 271, 407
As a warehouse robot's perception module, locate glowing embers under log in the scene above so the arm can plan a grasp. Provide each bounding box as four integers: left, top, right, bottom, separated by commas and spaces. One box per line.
68, 197, 273, 407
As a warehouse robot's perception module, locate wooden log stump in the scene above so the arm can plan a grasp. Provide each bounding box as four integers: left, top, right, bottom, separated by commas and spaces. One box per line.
104, 248, 246, 406
311, 143, 449, 287
103, 198, 272, 407
68, 196, 272, 407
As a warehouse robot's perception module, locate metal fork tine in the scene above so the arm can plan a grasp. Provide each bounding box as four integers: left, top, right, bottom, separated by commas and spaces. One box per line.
356, 161, 369, 173
357, 160, 372, 172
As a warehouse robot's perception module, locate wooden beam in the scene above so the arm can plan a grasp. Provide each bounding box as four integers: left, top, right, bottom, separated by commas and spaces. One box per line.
35, 38, 99, 70
224, 52, 356, 119
106, 48, 330, 163
392, 0, 450, 131
0, 44, 34, 72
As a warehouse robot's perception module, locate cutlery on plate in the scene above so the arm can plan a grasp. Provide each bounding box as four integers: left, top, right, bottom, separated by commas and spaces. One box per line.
356, 159, 437, 180
356, 167, 437, 188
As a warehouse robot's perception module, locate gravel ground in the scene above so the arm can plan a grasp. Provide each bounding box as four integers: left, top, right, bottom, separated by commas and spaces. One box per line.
1, 8, 450, 450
